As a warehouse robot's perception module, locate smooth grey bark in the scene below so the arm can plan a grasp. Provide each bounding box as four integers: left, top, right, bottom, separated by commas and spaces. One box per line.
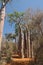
0, 2, 5, 51
24, 31, 27, 58
18, 26, 22, 56
28, 30, 31, 58
26, 30, 29, 58
21, 29, 24, 58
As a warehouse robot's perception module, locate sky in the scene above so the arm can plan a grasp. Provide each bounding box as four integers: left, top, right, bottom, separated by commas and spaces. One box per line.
3, 0, 43, 35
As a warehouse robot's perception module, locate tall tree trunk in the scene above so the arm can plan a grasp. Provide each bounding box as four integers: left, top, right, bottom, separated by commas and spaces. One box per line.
18, 26, 22, 56
21, 29, 24, 58
32, 41, 34, 58
28, 30, 31, 58
15, 37, 17, 53
24, 31, 27, 58
26, 30, 29, 58
0, 2, 5, 52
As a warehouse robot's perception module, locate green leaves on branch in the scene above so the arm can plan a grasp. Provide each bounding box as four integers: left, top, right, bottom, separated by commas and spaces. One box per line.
8, 11, 24, 23
8, 11, 24, 36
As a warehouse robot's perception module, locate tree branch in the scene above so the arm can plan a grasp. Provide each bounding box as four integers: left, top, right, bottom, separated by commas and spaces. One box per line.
0, 0, 9, 13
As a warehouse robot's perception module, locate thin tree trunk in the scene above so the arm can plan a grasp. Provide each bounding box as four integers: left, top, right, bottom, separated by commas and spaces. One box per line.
0, 3, 5, 51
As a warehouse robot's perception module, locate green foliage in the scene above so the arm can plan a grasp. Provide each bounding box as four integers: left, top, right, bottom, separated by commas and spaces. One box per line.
8, 11, 24, 36
8, 11, 24, 23
13, 11, 24, 18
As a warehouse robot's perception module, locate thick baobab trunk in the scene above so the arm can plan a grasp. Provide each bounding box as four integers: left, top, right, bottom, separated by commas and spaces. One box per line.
21, 29, 24, 58
0, 3, 5, 51
18, 26, 22, 56
24, 31, 27, 57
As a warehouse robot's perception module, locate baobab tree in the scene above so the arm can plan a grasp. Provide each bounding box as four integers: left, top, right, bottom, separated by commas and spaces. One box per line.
0, 2, 5, 52
23, 9, 33, 58
8, 11, 25, 58
0, 0, 11, 52
23, 9, 43, 59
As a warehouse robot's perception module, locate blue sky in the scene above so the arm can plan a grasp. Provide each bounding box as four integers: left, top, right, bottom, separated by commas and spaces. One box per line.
3, 0, 43, 35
